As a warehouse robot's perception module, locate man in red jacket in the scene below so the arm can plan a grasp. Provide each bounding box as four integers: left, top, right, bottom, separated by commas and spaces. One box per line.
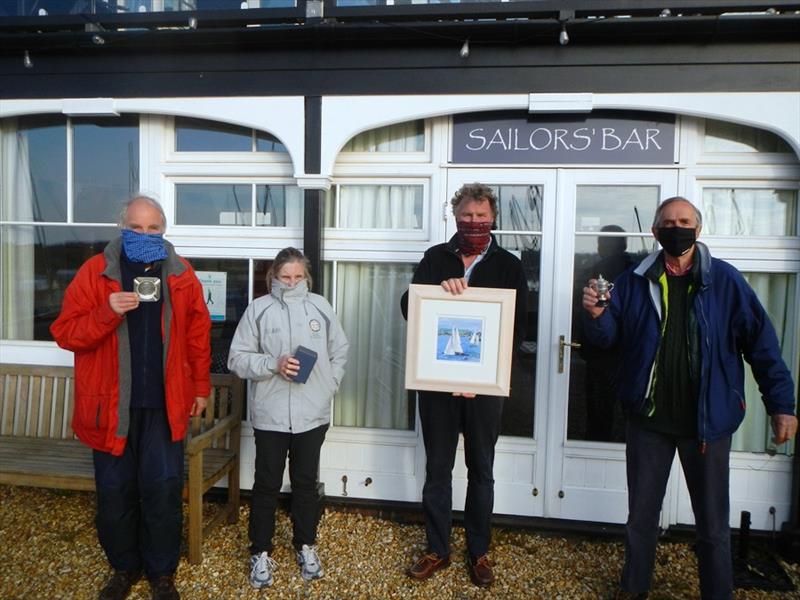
51, 196, 211, 600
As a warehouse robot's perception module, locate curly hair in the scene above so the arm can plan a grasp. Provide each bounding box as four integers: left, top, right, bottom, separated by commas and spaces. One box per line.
450, 183, 498, 218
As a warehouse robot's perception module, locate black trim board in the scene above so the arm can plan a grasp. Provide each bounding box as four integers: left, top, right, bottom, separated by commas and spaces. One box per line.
2, 42, 798, 99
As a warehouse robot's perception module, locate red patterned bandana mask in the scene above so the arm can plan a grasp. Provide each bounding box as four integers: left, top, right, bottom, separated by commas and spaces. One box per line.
456, 221, 493, 256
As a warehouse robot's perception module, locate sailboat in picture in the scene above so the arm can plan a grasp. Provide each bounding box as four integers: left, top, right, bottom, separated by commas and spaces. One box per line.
443, 327, 465, 356
469, 330, 481, 345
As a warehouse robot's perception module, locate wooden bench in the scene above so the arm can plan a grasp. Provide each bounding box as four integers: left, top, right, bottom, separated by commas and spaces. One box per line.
0, 364, 242, 565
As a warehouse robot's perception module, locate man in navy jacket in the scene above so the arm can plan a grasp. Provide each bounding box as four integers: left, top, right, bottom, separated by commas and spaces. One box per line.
581, 196, 796, 600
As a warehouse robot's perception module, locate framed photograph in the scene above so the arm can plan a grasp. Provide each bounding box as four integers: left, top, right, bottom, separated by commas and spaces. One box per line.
405, 283, 516, 396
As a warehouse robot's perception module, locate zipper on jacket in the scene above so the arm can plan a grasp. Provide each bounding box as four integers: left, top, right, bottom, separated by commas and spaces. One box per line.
286, 299, 293, 432
644, 274, 670, 416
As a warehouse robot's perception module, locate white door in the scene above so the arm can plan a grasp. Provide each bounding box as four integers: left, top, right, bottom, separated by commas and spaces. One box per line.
447, 168, 678, 522
545, 168, 678, 523
446, 168, 557, 517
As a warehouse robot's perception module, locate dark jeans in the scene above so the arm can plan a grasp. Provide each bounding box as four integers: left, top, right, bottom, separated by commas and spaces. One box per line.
249, 424, 328, 554
622, 419, 733, 600
418, 392, 503, 560
93, 408, 184, 579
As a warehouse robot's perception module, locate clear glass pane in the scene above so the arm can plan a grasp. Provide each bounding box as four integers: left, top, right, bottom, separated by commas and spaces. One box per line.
175, 117, 252, 152
568, 184, 661, 443
332, 261, 416, 430
568, 234, 653, 442
255, 131, 288, 153
575, 185, 659, 234
188, 257, 250, 374
733, 272, 797, 455
343, 120, 424, 152
176, 183, 252, 226
0, 225, 116, 341
704, 119, 793, 154
336, 184, 423, 229
702, 188, 797, 236
73, 116, 140, 223
490, 184, 543, 232
255, 185, 303, 227
1, 115, 67, 223
493, 235, 540, 438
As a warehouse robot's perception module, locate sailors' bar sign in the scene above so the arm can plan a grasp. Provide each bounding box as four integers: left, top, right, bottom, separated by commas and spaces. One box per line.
452, 111, 676, 165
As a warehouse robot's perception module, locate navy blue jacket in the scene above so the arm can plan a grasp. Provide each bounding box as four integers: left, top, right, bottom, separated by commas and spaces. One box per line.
583, 242, 796, 444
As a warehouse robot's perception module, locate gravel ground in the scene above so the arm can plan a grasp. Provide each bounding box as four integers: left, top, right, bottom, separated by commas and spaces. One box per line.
1, 485, 798, 600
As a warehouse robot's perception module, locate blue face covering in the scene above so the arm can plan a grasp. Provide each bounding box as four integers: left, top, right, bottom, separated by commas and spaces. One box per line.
121, 229, 168, 263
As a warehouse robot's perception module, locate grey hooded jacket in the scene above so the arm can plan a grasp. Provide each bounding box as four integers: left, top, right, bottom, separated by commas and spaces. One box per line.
228, 281, 349, 433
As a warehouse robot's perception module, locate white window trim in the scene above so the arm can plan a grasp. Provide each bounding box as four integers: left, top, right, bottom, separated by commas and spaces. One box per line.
335, 119, 432, 165
324, 177, 432, 243
697, 117, 798, 165
690, 177, 800, 243
165, 176, 303, 231
164, 116, 293, 165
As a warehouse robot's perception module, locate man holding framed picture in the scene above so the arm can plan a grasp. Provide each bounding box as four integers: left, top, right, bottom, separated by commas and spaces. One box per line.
400, 183, 528, 587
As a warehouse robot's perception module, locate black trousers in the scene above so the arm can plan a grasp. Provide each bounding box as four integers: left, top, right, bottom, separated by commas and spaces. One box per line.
249, 424, 328, 554
93, 408, 184, 579
418, 392, 503, 560
622, 419, 733, 600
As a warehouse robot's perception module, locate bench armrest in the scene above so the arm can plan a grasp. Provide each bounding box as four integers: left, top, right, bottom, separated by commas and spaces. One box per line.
185, 413, 241, 456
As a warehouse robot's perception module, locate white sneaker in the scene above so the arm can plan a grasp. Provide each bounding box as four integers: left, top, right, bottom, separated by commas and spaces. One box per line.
249, 551, 277, 589
296, 544, 324, 581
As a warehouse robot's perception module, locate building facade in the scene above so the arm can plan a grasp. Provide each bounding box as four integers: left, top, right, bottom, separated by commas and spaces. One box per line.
1, 0, 798, 532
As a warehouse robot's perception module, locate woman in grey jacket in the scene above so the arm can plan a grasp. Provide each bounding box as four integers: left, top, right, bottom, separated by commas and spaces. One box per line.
228, 247, 348, 590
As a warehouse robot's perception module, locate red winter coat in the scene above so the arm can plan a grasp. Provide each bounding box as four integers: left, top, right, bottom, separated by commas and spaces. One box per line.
51, 238, 211, 456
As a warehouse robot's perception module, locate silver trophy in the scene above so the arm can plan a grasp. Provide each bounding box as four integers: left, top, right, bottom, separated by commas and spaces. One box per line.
592, 274, 614, 308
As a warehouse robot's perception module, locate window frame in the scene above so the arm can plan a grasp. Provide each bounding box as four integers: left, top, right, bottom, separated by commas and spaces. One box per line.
164, 116, 293, 166
690, 178, 800, 253
335, 119, 431, 165
697, 118, 798, 166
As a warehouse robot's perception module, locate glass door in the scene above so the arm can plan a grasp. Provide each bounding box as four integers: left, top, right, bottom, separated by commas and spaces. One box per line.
544, 169, 678, 523
446, 168, 557, 517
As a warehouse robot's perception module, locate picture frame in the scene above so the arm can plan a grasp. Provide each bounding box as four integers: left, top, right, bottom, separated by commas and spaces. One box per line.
404, 283, 516, 396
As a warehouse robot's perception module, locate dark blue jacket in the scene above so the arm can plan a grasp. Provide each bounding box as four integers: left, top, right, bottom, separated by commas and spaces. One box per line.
583, 242, 796, 444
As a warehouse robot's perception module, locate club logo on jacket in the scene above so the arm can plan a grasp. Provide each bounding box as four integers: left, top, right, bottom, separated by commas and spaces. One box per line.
309, 319, 321, 333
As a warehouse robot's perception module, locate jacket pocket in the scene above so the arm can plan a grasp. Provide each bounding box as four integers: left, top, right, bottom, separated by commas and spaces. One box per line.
72, 394, 111, 445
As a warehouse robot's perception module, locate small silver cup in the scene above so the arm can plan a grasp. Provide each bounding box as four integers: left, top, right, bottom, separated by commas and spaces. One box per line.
592, 274, 614, 308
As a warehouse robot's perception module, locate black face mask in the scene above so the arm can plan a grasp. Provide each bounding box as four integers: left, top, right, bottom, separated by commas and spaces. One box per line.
656, 226, 697, 257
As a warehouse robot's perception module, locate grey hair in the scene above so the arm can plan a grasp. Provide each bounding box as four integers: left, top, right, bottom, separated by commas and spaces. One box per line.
652, 196, 703, 228
118, 194, 167, 231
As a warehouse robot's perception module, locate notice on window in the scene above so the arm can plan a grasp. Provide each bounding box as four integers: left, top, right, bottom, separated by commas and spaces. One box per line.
196, 271, 227, 322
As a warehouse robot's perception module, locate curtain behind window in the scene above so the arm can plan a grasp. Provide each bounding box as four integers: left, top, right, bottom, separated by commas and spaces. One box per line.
333, 262, 414, 429
1, 121, 35, 339
338, 185, 422, 229
732, 272, 797, 454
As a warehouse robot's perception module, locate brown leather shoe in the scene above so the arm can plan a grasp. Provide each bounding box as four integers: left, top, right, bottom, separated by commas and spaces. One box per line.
150, 575, 180, 600
98, 570, 142, 600
406, 552, 451, 580
468, 554, 495, 587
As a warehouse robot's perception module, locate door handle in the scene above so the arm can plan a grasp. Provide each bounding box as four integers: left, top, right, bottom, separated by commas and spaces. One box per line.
558, 335, 581, 373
